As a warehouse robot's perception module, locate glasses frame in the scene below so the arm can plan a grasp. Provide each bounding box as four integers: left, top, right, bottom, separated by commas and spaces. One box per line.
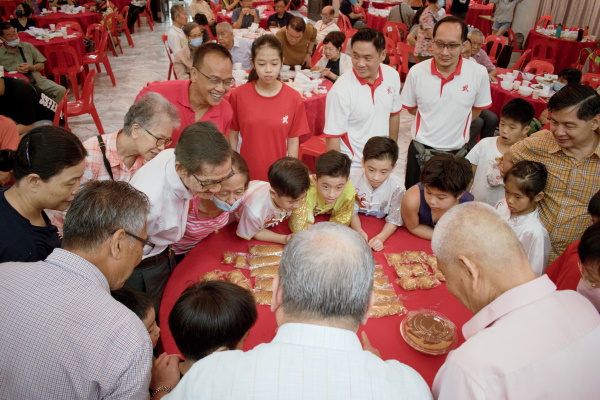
197, 70, 235, 88
138, 124, 173, 148
190, 168, 235, 188
432, 41, 463, 51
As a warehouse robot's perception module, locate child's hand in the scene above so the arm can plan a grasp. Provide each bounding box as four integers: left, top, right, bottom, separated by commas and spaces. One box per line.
368, 236, 384, 252
151, 353, 181, 393
284, 233, 294, 244
355, 229, 368, 242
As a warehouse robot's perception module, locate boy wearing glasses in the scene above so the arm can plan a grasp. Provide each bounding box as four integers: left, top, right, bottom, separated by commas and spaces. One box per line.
400, 16, 491, 189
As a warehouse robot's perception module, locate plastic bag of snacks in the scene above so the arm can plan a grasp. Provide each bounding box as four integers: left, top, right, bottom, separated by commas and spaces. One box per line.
253, 291, 272, 305
250, 265, 279, 278
248, 254, 281, 269
369, 300, 407, 318
373, 266, 385, 277
227, 269, 252, 291
248, 244, 284, 256
374, 288, 398, 302
396, 275, 440, 291
254, 277, 274, 291
201, 270, 226, 282
385, 251, 427, 266
373, 275, 393, 289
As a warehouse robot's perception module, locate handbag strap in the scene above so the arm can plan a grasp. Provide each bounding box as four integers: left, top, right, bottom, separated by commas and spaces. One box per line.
97, 135, 115, 181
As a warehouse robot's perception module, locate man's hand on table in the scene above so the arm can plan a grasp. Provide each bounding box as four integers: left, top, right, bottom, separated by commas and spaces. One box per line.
361, 332, 381, 358
489, 75, 497, 83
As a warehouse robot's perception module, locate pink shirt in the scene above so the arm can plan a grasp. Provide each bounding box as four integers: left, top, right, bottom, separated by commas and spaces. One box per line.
472, 48, 496, 72
433, 275, 600, 399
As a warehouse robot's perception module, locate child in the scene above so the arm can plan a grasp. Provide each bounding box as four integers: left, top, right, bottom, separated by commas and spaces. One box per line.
111, 286, 160, 349
236, 157, 310, 244
539, 68, 583, 124
350, 137, 405, 251
401, 153, 474, 240
228, 35, 309, 181
172, 152, 250, 263
289, 150, 355, 232
169, 280, 258, 376
496, 160, 551, 276
466, 98, 534, 206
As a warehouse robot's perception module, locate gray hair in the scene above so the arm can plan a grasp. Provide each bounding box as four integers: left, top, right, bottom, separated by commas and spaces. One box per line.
170, 4, 186, 21
123, 92, 180, 135
175, 121, 231, 174
431, 202, 528, 272
62, 181, 150, 251
216, 22, 233, 34
279, 222, 375, 326
467, 29, 484, 39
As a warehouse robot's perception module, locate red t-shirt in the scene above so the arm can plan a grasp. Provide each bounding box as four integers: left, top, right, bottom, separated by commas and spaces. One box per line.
229, 81, 309, 181
546, 240, 582, 291
135, 80, 233, 147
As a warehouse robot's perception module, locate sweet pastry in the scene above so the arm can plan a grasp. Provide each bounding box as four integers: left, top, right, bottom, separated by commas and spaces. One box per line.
404, 312, 455, 352
408, 262, 429, 277
394, 265, 411, 277
433, 270, 446, 282
249, 255, 281, 268
416, 275, 440, 290
254, 277, 274, 291
369, 300, 406, 318
374, 288, 397, 301
373, 276, 391, 289
425, 255, 438, 269
397, 276, 418, 291
373, 267, 385, 277
253, 291, 272, 305
235, 255, 247, 269
250, 265, 279, 278
385, 251, 426, 266
201, 270, 224, 282
223, 252, 235, 264
248, 245, 284, 256
227, 270, 252, 291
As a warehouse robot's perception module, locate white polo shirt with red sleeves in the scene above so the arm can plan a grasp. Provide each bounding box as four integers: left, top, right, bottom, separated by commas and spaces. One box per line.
400, 57, 492, 151
324, 64, 402, 169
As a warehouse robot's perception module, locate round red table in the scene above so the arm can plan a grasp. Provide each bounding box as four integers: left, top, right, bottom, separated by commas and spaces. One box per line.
363, 0, 400, 10
524, 29, 599, 74
32, 10, 101, 32
216, 10, 275, 30
159, 215, 473, 387
18, 30, 85, 75
489, 78, 548, 120
366, 12, 387, 32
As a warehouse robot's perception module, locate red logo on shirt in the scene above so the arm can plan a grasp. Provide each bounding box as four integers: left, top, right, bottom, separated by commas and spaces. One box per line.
462, 85, 469, 92
387, 87, 392, 94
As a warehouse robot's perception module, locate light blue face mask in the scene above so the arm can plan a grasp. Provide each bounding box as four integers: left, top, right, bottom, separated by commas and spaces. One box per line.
190, 37, 203, 47
348, 0, 357, 5
553, 81, 566, 92
436, 0, 445, 8
211, 195, 244, 212
5, 38, 20, 47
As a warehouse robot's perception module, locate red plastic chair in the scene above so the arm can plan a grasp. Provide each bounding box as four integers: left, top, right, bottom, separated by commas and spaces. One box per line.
298, 136, 326, 165
137, 0, 154, 31
385, 36, 400, 70
535, 15, 552, 29
45, 44, 84, 100
83, 24, 117, 86
311, 42, 324, 67
353, 5, 366, 20
342, 36, 351, 52
531, 37, 557, 64
507, 28, 522, 54
582, 73, 600, 89
523, 60, 554, 75
104, 12, 122, 56
484, 34, 508, 65
209, 0, 220, 20
66, 69, 105, 136
512, 49, 531, 71
55, 21, 84, 35
337, 13, 353, 34
53, 88, 70, 129
383, 22, 408, 45
116, 6, 135, 48
161, 33, 178, 80
397, 42, 415, 81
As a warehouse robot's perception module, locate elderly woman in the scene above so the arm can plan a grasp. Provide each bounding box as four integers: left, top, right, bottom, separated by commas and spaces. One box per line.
174, 22, 206, 80
10, 2, 35, 32
312, 31, 352, 82
0, 127, 86, 263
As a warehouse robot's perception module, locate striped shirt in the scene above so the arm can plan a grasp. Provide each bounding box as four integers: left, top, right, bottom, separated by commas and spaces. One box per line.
0, 249, 153, 399
508, 130, 600, 262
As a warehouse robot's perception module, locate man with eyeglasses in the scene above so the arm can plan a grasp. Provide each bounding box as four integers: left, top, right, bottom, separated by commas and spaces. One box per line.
136, 43, 234, 147
401, 16, 491, 189
276, 16, 316, 67
0, 180, 162, 398
128, 121, 232, 313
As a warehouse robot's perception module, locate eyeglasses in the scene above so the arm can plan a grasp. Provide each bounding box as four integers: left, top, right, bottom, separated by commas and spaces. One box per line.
198, 70, 235, 88
432, 41, 463, 51
139, 125, 173, 148
190, 168, 235, 188
578, 261, 600, 288
119, 230, 156, 256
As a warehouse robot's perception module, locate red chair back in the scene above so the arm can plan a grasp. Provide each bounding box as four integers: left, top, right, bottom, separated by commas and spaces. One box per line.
385, 36, 399, 70
523, 60, 554, 75
56, 20, 84, 35
383, 21, 408, 44
507, 28, 522, 53
484, 35, 508, 65
582, 73, 600, 89
104, 11, 119, 35
512, 49, 531, 71
397, 42, 415, 81
53, 89, 70, 129
311, 42, 324, 67
45, 44, 82, 71
353, 5, 366, 20
535, 15, 552, 29
161, 33, 177, 80
86, 23, 109, 58
79, 68, 97, 109
531, 37, 557, 64
337, 13, 352, 34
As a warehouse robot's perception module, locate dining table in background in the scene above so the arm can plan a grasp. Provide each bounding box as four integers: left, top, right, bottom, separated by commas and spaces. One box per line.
216, 10, 275, 30
18, 30, 86, 75
524, 29, 599, 73
32, 10, 101, 32
159, 214, 473, 387
446, 1, 493, 36
363, 0, 401, 10
489, 75, 548, 120
366, 10, 388, 32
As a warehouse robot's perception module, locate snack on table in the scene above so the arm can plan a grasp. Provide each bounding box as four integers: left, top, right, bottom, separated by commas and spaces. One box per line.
201, 270, 225, 282
433, 270, 446, 282
235, 255, 247, 269
373, 276, 392, 289
408, 262, 429, 277
394, 264, 412, 277
248, 244, 284, 256
424, 255, 438, 269
385, 251, 426, 266
397, 276, 418, 291
249, 255, 281, 269
374, 288, 398, 302
250, 265, 279, 278
401, 310, 456, 355
227, 269, 252, 291
253, 291, 272, 305
254, 277, 274, 291
416, 275, 441, 290
369, 300, 406, 318
373, 267, 385, 277
223, 252, 235, 264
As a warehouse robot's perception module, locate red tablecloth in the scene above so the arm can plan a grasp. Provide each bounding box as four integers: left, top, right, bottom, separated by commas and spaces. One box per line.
366, 12, 387, 32
489, 78, 548, 120
217, 10, 275, 30
447, 2, 493, 36
18, 30, 85, 75
0, 0, 18, 19
32, 11, 101, 32
159, 215, 473, 387
4, 71, 29, 81
524, 29, 599, 73
113, 0, 132, 11
363, 0, 400, 10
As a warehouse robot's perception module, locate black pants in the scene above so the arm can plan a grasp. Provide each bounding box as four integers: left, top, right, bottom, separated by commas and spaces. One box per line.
404, 141, 468, 189
128, 4, 146, 31
469, 109, 499, 150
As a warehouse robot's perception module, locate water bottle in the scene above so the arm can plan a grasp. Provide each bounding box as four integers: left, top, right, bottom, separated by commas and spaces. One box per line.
577, 29, 584, 42
555, 23, 563, 38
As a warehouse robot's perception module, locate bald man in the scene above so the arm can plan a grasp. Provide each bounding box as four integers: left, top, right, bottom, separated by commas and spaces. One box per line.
431, 202, 600, 399
314, 6, 340, 44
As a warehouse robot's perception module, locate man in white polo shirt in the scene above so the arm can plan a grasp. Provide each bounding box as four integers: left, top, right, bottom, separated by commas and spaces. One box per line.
324, 28, 402, 170
401, 16, 491, 188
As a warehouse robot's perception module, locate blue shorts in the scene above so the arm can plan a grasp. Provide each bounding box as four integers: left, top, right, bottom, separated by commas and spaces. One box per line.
492, 21, 511, 32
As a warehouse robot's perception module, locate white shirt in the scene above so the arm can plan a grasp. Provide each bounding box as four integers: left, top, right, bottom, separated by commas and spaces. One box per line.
325, 65, 402, 169
433, 276, 600, 399
350, 168, 405, 226
496, 198, 551, 276
314, 19, 341, 43
400, 57, 492, 150
230, 37, 253, 71
167, 25, 187, 54
315, 52, 353, 75
465, 137, 505, 206
235, 180, 291, 239
130, 149, 194, 258
165, 323, 433, 400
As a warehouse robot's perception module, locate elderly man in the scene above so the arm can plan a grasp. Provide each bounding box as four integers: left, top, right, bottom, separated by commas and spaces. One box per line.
232, 0, 259, 29
128, 121, 232, 312
400, 16, 491, 188
276, 16, 317, 67
504, 84, 600, 262
0, 76, 57, 134
0, 180, 174, 398
325, 28, 401, 170
387, 0, 415, 30
431, 202, 600, 399
267, 0, 292, 28
0, 22, 66, 101
136, 42, 234, 145
314, 5, 340, 43
168, 4, 189, 53
164, 222, 432, 399
216, 22, 253, 70
468, 29, 497, 81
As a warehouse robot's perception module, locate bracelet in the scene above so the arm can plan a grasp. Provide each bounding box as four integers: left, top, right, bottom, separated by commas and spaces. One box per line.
151, 386, 172, 399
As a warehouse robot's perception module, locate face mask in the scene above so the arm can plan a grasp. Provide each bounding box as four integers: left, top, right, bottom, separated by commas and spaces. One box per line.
553, 81, 566, 92
16, 9, 23, 17
322, 16, 330, 23
211, 195, 244, 212
436, 0, 444, 7
5, 38, 20, 47
577, 278, 600, 313
190, 37, 203, 47
348, 0, 357, 5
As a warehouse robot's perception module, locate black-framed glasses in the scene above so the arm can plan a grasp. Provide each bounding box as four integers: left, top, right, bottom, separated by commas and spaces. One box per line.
198, 70, 235, 88
432, 41, 463, 51
139, 125, 173, 148
119, 230, 155, 256
190, 169, 235, 188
